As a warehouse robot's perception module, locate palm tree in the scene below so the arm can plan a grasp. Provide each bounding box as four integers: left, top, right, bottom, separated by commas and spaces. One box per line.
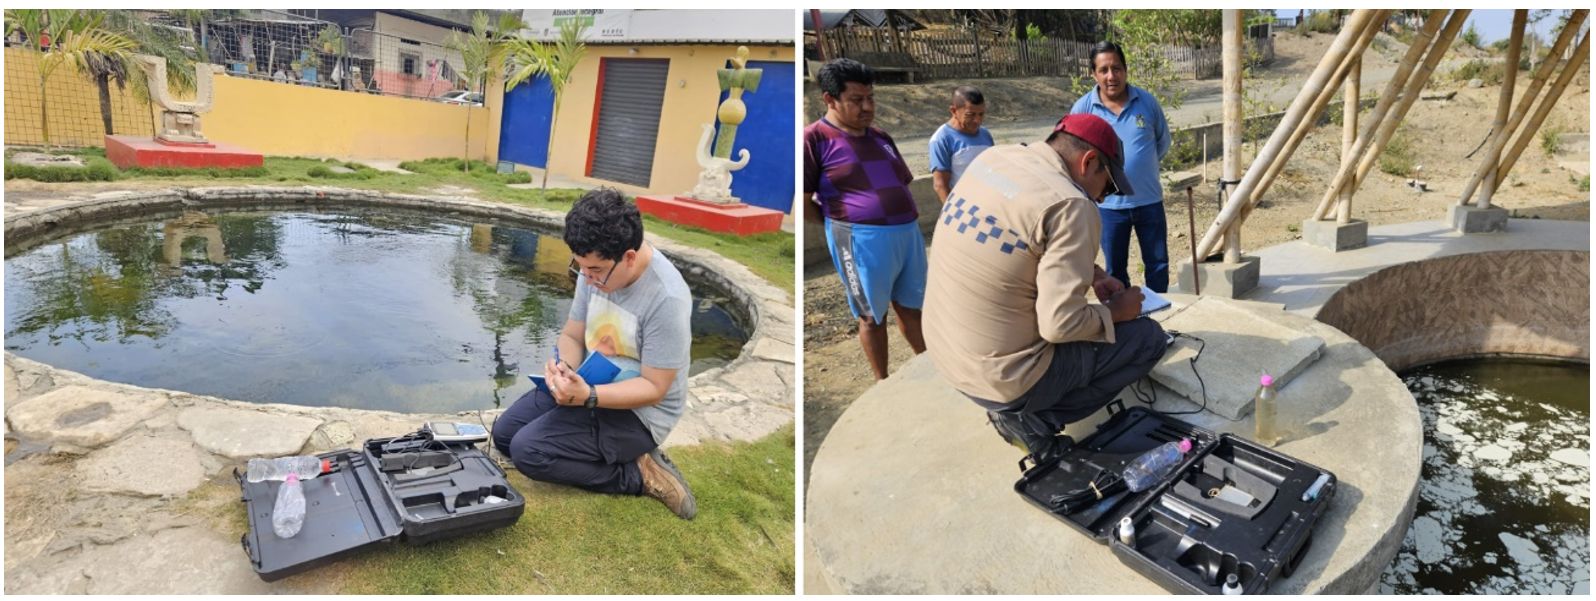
446, 11, 525, 174
4, 9, 137, 147
505, 19, 588, 189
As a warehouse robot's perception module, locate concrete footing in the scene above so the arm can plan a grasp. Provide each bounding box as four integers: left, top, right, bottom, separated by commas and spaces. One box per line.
1175, 255, 1260, 298
1302, 218, 1369, 251
1449, 204, 1509, 233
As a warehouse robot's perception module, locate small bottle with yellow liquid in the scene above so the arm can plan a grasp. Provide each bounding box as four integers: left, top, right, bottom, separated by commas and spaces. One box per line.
1254, 372, 1279, 446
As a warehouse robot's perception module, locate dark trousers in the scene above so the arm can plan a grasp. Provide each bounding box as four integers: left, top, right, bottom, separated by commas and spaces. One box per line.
1100, 202, 1170, 293
974, 318, 1169, 441
491, 388, 656, 495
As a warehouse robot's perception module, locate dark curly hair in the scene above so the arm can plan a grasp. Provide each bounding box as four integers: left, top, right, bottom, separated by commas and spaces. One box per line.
563, 188, 643, 261
817, 58, 875, 99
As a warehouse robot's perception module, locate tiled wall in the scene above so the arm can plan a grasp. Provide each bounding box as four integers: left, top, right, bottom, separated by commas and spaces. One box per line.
1315, 250, 1589, 371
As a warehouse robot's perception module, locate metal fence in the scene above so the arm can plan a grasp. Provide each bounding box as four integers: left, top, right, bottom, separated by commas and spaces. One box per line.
818, 24, 1274, 82
199, 9, 469, 101
3, 45, 157, 147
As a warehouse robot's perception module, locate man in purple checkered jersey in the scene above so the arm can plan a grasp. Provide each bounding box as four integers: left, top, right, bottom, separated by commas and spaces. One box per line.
804, 58, 926, 380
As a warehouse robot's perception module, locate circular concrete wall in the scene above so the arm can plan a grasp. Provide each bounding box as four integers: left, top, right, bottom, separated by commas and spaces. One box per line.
1314, 250, 1589, 371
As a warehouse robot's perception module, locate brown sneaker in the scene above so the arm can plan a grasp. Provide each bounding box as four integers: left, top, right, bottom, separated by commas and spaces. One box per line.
638, 448, 697, 520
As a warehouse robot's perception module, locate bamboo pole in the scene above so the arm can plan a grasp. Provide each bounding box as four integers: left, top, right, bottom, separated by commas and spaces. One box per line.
1249, 10, 1387, 209
1455, 9, 1588, 206
1479, 10, 1528, 208
1338, 58, 1360, 223
1196, 9, 1377, 262
1222, 9, 1243, 262
1313, 10, 1470, 220
1311, 10, 1448, 220
1495, 32, 1590, 182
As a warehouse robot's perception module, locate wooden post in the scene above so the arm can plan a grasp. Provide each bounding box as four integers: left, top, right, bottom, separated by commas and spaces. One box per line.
1455, 9, 1588, 207
1250, 11, 1387, 209
1196, 9, 1376, 261
1495, 32, 1590, 182
1479, 10, 1528, 208
1337, 57, 1360, 223
1311, 10, 1462, 220
1311, 9, 1447, 218
1221, 9, 1244, 263
811, 10, 829, 62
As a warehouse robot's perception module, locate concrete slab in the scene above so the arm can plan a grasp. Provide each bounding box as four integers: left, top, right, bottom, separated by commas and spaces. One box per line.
77, 435, 207, 497
805, 298, 1421, 594
1241, 219, 1589, 317
176, 406, 321, 459
5, 386, 168, 451
1150, 297, 1325, 420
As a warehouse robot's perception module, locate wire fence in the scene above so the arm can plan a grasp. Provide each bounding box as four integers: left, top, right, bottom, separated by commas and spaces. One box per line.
197, 9, 469, 100
817, 24, 1275, 82
3, 9, 481, 148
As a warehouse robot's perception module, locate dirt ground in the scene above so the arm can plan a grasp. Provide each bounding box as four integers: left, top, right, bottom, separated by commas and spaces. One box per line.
803, 30, 1592, 481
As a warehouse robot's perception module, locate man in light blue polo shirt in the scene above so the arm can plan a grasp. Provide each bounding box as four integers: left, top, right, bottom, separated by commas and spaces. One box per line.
929, 85, 995, 203
1070, 41, 1173, 293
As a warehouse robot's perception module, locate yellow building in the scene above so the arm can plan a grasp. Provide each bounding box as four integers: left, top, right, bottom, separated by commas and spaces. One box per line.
503, 9, 796, 211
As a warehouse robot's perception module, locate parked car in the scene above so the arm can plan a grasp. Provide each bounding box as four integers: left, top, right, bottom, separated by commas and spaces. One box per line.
436, 90, 484, 106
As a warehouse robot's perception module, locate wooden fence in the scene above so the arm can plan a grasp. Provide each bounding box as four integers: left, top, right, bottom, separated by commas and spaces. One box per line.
819, 26, 1274, 82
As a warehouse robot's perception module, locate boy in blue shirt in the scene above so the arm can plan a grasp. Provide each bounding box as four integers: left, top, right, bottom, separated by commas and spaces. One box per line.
1070, 41, 1173, 293
930, 85, 995, 203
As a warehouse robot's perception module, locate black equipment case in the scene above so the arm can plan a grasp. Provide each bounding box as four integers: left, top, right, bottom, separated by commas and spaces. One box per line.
237, 436, 525, 582
1014, 405, 1336, 595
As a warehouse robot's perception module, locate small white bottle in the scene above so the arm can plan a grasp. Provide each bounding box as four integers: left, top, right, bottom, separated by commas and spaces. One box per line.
1117, 517, 1136, 545
1222, 573, 1243, 595
1253, 372, 1279, 447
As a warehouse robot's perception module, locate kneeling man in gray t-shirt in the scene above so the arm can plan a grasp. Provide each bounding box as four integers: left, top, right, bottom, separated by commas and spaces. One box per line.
491, 188, 697, 519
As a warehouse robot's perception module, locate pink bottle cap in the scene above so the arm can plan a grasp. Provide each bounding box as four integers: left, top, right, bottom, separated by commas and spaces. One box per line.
285, 473, 299, 484
1260, 373, 1274, 387
1178, 438, 1193, 453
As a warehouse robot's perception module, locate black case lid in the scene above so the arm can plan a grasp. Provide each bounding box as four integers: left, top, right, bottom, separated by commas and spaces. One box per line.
239, 449, 404, 582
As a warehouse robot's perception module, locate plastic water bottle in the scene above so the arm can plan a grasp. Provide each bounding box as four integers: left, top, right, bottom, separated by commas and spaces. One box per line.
1122, 438, 1193, 492
272, 473, 306, 538
246, 456, 328, 483
1254, 372, 1279, 447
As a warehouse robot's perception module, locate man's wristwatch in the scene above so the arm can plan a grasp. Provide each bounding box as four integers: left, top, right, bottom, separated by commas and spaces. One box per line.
583, 386, 598, 409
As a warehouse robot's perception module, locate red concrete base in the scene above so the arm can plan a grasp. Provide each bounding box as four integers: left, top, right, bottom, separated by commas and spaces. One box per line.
635, 195, 785, 236
105, 135, 264, 170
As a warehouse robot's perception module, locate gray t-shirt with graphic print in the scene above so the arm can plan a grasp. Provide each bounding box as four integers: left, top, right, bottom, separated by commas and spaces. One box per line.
568, 246, 691, 445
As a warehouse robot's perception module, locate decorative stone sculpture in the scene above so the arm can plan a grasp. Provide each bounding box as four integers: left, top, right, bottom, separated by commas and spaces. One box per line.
687, 46, 763, 205
687, 124, 749, 204
134, 54, 224, 146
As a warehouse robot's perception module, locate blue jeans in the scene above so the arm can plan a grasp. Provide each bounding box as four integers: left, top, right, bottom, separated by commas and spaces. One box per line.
491, 388, 656, 495
1100, 203, 1170, 293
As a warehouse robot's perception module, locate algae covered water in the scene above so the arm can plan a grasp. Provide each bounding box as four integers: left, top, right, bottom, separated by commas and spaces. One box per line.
4, 210, 747, 412
1379, 359, 1590, 594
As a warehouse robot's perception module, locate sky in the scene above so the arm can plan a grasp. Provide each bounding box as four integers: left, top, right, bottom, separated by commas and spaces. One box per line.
1273, 9, 1580, 44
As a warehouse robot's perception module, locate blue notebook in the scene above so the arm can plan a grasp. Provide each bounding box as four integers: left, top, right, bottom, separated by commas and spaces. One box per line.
528, 351, 622, 395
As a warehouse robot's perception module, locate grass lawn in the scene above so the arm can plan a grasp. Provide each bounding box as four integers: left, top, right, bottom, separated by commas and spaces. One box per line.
4, 149, 794, 295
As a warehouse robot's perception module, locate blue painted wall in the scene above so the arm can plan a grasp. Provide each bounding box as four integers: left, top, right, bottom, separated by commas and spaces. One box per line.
717, 60, 795, 213
499, 74, 555, 168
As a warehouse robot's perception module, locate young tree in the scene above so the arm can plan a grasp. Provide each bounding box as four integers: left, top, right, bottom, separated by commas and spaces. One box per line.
4, 9, 137, 146
504, 19, 588, 190
446, 11, 525, 173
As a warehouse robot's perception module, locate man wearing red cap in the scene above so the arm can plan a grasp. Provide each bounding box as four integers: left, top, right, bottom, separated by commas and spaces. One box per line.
923, 113, 1171, 462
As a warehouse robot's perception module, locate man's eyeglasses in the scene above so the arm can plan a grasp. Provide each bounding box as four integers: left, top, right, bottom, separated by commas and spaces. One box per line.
1096, 156, 1121, 199
568, 257, 617, 287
